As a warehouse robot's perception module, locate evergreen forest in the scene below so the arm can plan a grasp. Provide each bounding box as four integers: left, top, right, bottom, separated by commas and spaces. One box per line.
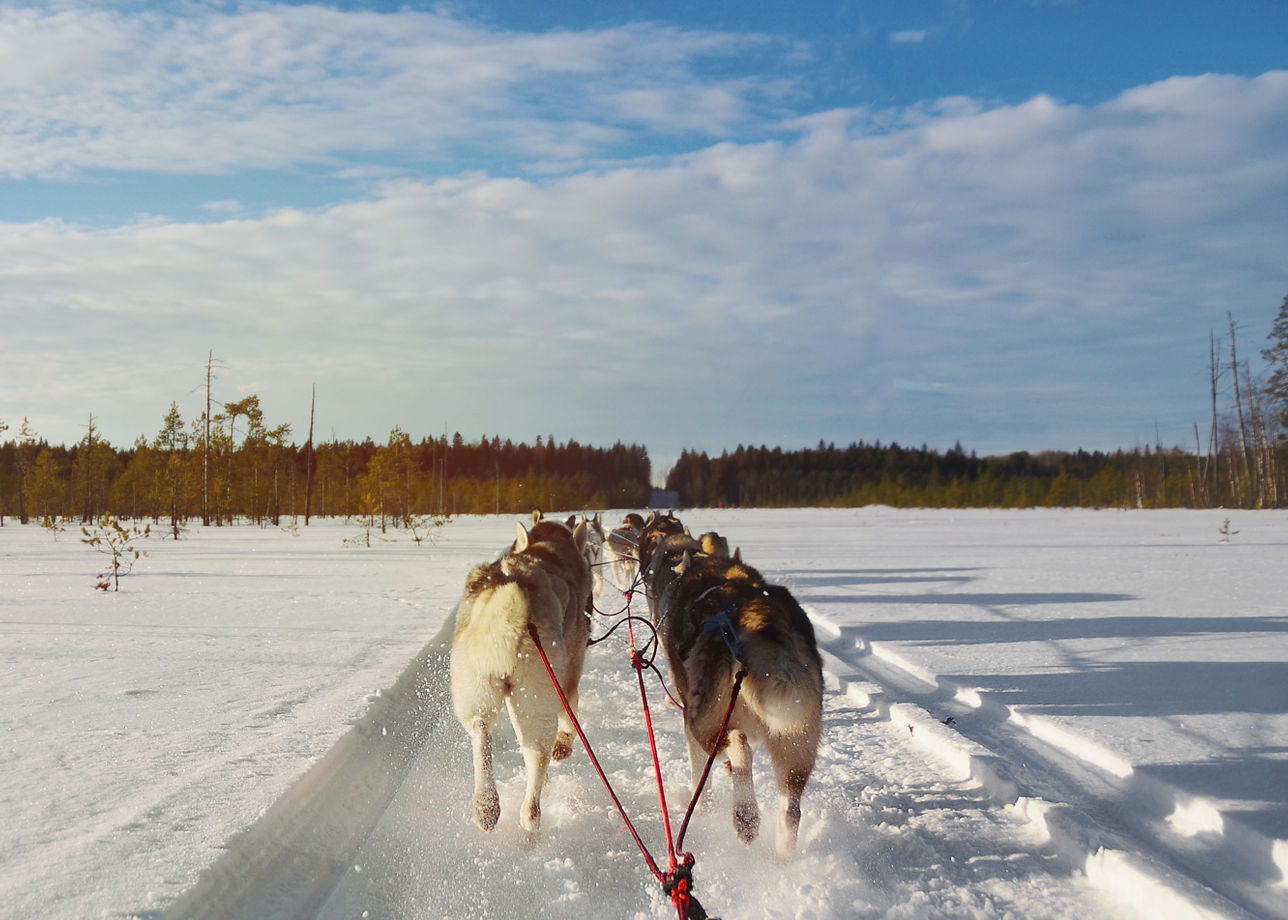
4, 300, 1287, 523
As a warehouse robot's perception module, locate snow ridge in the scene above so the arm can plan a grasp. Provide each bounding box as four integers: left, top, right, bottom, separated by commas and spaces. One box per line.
811, 609, 1283, 920
161, 623, 456, 920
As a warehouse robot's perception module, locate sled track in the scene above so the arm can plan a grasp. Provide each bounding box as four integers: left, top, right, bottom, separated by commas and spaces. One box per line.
161, 602, 1283, 920
809, 608, 1285, 920
161, 621, 456, 920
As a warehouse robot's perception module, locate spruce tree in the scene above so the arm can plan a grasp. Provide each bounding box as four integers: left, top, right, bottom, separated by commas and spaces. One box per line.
1262, 292, 1288, 436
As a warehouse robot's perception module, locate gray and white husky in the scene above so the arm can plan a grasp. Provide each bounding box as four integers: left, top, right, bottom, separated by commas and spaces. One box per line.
604, 512, 646, 590
647, 532, 824, 857
580, 512, 606, 603
450, 515, 592, 835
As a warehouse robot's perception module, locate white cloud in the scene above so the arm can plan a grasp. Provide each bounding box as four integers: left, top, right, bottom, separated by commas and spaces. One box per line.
890, 30, 928, 44
201, 200, 243, 215
0, 4, 789, 179
2, 26, 1286, 461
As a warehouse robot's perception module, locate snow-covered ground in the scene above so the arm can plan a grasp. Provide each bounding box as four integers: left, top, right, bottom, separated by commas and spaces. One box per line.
1, 508, 1285, 920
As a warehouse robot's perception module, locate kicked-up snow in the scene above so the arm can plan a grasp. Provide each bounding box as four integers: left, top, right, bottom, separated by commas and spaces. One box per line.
1, 508, 1284, 919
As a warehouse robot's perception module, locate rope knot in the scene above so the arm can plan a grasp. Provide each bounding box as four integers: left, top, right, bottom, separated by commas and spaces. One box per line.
664, 860, 713, 920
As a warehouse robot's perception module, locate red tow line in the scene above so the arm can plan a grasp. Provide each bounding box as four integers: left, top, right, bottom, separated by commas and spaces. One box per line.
526, 578, 744, 920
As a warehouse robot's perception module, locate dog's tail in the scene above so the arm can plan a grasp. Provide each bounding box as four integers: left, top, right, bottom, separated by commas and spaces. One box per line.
732, 592, 823, 736
739, 646, 822, 735
456, 561, 535, 673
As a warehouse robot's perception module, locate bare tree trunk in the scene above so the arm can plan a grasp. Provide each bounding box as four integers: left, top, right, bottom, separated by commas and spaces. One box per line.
202, 350, 217, 526
1229, 314, 1254, 501
304, 384, 316, 525
1192, 423, 1208, 506
1208, 330, 1221, 501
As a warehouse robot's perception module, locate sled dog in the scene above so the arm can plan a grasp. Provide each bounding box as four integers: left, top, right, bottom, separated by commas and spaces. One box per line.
450, 515, 593, 834
604, 512, 646, 590
636, 511, 690, 612
502, 510, 603, 606
649, 538, 824, 857
581, 512, 606, 603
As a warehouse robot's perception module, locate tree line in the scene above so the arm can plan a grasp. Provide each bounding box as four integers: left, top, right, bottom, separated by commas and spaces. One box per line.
663, 440, 1285, 510
666, 302, 1288, 510
0, 405, 651, 529
4, 296, 1286, 521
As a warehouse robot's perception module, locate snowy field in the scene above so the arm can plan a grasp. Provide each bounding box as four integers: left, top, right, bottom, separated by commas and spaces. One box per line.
1, 508, 1285, 920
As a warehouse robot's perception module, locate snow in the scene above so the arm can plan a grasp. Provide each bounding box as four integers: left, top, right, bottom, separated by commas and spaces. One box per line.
2, 508, 1285, 920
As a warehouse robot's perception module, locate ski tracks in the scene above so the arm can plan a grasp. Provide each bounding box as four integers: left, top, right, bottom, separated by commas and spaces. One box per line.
811, 608, 1283, 920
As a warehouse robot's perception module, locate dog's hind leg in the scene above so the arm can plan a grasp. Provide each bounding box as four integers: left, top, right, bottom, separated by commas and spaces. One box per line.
725, 730, 760, 846
465, 715, 500, 831
506, 688, 559, 835
767, 736, 814, 858
552, 642, 587, 761
552, 703, 576, 761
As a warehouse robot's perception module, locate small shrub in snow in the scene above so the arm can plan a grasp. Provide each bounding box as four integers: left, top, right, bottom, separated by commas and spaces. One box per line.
81, 513, 150, 591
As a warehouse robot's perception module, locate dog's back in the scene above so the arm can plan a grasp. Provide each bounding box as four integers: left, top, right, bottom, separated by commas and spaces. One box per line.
660, 556, 821, 727
653, 549, 823, 856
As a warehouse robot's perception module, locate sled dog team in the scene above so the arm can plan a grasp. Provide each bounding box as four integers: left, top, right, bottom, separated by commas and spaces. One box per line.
448, 510, 825, 857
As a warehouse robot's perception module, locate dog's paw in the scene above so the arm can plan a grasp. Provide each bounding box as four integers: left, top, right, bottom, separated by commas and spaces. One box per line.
552, 731, 574, 761
474, 790, 500, 831
520, 799, 541, 835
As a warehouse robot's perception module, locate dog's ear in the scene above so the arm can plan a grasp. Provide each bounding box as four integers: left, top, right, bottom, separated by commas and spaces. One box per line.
571, 518, 588, 553
514, 521, 530, 552
532, 509, 542, 525
733, 546, 742, 562
675, 549, 692, 575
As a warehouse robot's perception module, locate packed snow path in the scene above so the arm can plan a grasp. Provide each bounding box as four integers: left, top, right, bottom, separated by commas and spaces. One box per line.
3, 510, 1284, 919
166, 615, 1134, 920
160, 512, 1283, 920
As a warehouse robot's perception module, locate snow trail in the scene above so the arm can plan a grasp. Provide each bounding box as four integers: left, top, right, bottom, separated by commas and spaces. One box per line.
4, 509, 1283, 920
165, 584, 1135, 920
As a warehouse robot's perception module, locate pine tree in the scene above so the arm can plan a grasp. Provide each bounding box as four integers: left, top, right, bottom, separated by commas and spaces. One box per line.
156, 402, 194, 536
1262, 292, 1288, 437
25, 447, 67, 523
12, 418, 40, 524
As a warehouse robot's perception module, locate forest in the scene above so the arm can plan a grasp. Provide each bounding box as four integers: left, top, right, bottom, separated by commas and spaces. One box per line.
2, 414, 1282, 528
0, 407, 651, 530
667, 307, 1287, 510
664, 439, 1284, 510
4, 302, 1287, 523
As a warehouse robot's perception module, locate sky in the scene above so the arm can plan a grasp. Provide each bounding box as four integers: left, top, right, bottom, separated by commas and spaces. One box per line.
2, 0, 1287, 481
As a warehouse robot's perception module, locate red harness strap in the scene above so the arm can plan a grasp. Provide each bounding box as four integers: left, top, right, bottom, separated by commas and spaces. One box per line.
525, 577, 738, 920
525, 621, 666, 887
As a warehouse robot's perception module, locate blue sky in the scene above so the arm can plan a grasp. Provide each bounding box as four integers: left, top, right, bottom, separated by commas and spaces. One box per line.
2, 0, 1287, 482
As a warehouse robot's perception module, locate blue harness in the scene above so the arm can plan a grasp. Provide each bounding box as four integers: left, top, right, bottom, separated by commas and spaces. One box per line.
703, 602, 746, 664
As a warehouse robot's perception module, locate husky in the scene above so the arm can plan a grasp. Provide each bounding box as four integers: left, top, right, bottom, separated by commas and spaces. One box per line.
450, 515, 593, 834
503, 511, 603, 606
649, 538, 823, 858
604, 512, 646, 590
580, 512, 606, 604
637, 511, 688, 587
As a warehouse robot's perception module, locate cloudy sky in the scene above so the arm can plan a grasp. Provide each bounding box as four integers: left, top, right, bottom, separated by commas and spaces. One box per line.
3, 0, 1286, 480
